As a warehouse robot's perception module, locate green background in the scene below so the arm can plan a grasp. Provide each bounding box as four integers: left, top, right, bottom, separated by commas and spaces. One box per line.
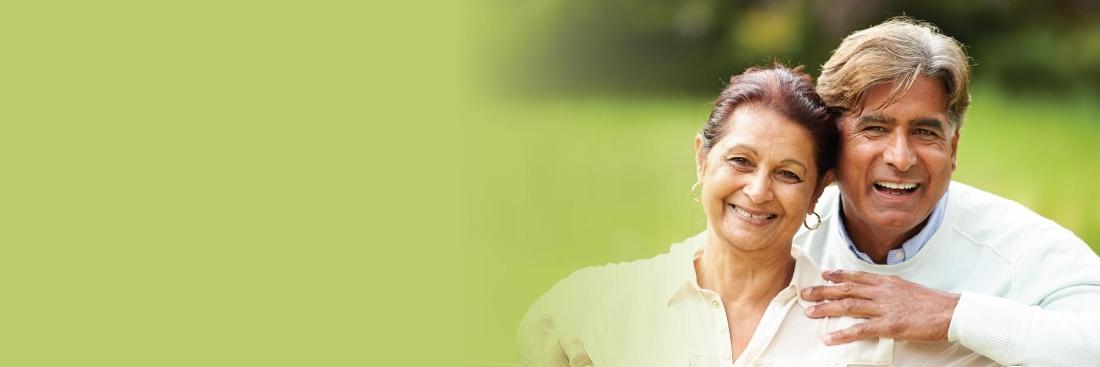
3, 1, 465, 365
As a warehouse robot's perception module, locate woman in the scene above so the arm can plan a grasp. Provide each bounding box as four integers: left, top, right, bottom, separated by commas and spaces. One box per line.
517, 65, 1002, 367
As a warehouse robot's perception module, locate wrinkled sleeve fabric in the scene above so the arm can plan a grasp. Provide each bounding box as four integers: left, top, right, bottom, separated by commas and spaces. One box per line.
948, 226, 1100, 366
517, 267, 603, 367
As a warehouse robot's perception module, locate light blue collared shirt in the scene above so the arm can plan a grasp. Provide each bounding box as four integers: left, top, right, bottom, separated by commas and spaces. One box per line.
835, 191, 949, 265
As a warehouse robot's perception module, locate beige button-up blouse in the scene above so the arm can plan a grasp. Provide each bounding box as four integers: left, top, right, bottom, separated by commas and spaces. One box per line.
518, 240, 1000, 367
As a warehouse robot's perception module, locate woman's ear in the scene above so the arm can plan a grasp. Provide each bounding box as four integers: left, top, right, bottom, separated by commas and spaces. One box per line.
694, 134, 706, 182
810, 170, 835, 210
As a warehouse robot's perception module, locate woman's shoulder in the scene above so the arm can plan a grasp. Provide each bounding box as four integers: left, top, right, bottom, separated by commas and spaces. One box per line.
532, 241, 698, 317
518, 246, 692, 355
556, 247, 689, 295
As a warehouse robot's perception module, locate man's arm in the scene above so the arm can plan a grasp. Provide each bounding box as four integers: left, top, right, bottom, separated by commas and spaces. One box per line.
801, 228, 1100, 366
950, 290, 1100, 366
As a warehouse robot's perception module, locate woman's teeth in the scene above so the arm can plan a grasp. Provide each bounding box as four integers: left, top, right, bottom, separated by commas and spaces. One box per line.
730, 204, 776, 220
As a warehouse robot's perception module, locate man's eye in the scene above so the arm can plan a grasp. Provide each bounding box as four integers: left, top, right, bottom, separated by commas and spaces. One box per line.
864, 126, 887, 133
915, 128, 938, 137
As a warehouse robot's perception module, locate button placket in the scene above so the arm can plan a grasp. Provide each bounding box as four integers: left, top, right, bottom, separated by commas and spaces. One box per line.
708, 294, 733, 364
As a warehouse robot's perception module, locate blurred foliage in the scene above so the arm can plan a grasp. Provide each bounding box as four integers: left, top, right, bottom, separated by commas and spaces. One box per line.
473, 0, 1100, 95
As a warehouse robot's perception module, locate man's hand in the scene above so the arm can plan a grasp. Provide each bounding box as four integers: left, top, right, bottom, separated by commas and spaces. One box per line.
800, 269, 961, 345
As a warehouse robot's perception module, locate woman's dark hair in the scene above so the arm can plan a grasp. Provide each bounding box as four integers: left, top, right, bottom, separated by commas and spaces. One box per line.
701, 64, 840, 178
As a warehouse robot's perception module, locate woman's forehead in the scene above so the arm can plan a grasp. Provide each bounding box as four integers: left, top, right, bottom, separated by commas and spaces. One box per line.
718, 108, 816, 154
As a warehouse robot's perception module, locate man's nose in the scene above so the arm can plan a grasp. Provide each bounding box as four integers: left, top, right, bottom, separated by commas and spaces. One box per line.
883, 132, 917, 171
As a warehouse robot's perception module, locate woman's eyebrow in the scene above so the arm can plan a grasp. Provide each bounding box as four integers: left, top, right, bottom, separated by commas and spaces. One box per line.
781, 159, 808, 172
724, 143, 758, 155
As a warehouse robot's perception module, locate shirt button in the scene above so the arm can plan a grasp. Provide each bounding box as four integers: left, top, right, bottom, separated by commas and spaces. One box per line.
711, 299, 720, 309
894, 252, 905, 260
721, 351, 731, 360
718, 325, 727, 334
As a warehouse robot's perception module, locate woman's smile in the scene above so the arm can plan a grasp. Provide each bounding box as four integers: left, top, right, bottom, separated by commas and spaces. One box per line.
728, 203, 777, 226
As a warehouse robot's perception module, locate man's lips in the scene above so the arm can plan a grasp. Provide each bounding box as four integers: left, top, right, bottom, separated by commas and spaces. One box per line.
872, 181, 921, 196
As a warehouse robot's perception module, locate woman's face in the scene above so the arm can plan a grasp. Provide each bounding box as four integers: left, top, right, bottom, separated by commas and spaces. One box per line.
695, 105, 825, 252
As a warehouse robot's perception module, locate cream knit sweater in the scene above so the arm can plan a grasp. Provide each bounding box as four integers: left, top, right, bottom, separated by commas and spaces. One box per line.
795, 181, 1100, 366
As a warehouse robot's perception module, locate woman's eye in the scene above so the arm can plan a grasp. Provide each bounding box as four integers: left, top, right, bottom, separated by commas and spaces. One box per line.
728, 157, 753, 170
778, 171, 803, 183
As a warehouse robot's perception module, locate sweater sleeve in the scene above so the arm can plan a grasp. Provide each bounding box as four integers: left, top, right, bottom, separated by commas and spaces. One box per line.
947, 226, 1100, 366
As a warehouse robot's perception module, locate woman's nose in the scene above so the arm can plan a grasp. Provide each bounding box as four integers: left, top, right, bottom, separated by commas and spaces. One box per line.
743, 173, 774, 204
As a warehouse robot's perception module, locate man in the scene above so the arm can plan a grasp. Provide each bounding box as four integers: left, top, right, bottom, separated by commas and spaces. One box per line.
794, 17, 1100, 365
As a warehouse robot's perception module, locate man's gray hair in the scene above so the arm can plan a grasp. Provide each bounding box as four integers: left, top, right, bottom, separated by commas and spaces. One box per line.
817, 17, 972, 128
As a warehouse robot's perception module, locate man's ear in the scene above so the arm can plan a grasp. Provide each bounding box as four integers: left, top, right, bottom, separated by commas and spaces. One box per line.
694, 134, 707, 182
950, 126, 961, 171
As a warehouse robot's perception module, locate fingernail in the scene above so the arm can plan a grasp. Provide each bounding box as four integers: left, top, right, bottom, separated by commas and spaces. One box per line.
806, 306, 815, 315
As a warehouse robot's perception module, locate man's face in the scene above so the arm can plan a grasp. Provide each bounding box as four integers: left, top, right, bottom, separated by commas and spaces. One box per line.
836, 76, 959, 236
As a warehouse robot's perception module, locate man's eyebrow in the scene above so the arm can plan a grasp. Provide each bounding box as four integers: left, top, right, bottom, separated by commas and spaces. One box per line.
913, 117, 946, 130
856, 113, 891, 124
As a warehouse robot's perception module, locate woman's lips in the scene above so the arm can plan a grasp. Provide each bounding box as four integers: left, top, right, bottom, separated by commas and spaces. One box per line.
728, 203, 776, 225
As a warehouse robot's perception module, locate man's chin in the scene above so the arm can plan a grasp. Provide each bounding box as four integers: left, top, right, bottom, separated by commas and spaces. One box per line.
866, 210, 927, 233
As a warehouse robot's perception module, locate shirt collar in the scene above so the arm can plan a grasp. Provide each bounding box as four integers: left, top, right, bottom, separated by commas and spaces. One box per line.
834, 190, 949, 264
664, 232, 825, 309
662, 234, 705, 307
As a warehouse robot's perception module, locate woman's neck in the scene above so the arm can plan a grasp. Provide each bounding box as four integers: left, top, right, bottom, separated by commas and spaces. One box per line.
695, 230, 795, 305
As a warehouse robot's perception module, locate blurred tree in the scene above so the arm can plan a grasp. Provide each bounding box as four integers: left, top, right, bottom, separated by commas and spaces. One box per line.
475, 0, 1100, 95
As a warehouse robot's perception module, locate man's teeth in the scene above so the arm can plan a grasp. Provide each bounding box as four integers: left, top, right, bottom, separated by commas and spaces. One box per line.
732, 205, 776, 220
875, 182, 919, 190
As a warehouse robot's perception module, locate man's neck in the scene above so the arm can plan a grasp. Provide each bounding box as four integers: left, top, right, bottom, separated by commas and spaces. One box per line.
839, 202, 930, 264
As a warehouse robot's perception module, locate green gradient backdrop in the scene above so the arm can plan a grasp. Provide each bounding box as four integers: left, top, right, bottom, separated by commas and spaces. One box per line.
2, 1, 465, 366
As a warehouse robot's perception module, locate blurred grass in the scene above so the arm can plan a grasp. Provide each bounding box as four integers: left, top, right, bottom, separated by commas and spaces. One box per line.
458, 85, 1100, 364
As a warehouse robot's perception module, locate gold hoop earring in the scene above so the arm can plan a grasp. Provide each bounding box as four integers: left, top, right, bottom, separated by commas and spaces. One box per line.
690, 182, 700, 202
804, 211, 822, 230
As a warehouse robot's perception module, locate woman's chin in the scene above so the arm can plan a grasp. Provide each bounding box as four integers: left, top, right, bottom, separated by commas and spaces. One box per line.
712, 226, 777, 252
